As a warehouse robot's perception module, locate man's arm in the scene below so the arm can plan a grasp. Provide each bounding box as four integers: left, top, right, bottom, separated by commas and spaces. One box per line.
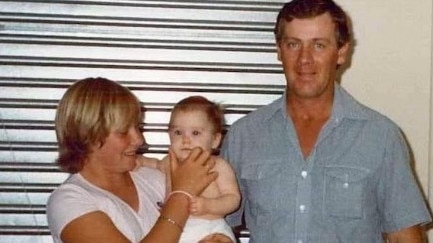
385, 224, 426, 243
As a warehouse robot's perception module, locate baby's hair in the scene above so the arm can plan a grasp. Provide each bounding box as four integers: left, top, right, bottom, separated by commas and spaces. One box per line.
170, 96, 224, 134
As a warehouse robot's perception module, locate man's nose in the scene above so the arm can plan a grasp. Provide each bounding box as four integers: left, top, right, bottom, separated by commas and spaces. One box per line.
299, 45, 313, 64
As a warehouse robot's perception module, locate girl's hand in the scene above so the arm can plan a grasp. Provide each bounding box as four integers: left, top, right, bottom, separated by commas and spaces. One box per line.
169, 147, 218, 196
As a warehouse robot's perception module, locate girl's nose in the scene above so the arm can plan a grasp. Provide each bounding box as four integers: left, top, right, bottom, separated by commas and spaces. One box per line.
132, 128, 144, 146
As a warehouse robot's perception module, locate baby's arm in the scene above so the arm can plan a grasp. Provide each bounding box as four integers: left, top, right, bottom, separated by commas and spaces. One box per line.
136, 155, 158, 169
135, 155, 168, 174
189, 157, 240, 217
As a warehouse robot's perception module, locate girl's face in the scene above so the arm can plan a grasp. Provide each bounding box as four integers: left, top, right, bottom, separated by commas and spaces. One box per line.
169, 110, 221, 161
88, 125, 144, 172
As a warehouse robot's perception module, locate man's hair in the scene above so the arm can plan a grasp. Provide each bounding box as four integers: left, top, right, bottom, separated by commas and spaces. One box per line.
274, 0, 351, 48
169, 96, 224, 134
55, 77, 142, 173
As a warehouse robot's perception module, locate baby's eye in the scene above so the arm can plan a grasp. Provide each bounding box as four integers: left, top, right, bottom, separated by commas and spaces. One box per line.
192, 130, 201, 136
174, 130, 182, 136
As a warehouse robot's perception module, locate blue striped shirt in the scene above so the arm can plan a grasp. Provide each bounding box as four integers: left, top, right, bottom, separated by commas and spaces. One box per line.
221, 84, 431, 243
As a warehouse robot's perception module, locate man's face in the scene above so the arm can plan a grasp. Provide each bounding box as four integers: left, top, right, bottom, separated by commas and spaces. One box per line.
277, 12, 349, 100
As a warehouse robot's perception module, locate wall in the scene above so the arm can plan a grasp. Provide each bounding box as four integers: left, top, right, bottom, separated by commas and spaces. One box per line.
0, 0, 432, 242
342, 0, 433, 238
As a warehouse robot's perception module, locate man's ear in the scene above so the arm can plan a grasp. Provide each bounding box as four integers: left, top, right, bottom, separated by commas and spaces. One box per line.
276, 42, 282, 61
337, 42, 350, 65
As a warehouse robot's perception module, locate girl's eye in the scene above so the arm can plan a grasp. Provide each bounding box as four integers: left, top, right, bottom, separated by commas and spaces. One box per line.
115, 130, 129, 136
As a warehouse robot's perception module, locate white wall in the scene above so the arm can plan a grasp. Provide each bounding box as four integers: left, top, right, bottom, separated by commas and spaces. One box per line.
339, 0, 433, 237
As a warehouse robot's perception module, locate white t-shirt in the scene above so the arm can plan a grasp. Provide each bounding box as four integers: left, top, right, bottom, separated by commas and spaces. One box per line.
46, 167, 165, 243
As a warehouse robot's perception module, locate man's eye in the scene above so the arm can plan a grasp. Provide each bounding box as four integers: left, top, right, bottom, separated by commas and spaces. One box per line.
287, 42, 299, 49
315, 43, 326, 49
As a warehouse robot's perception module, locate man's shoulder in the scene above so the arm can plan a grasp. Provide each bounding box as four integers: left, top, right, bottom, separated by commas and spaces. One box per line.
230, 97, 281, 129
352, 101, 400, 130
338, 87, 400, 130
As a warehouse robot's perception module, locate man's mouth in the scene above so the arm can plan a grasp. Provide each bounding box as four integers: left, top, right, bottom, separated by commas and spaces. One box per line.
298, 70, 315, 75
297, 71, 316, 81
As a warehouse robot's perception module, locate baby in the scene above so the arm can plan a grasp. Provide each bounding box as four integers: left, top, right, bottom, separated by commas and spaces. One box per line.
138, 95, 240, 243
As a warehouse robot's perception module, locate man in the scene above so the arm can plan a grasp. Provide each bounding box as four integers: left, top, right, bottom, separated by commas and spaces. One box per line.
220, 0, 432, 242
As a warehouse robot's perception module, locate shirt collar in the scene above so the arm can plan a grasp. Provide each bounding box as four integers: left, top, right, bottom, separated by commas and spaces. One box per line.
267, 83, 370, 123
332, 83, 370, 122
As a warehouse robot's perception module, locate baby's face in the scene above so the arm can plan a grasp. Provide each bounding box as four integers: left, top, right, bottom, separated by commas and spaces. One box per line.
168, 110, 220, 161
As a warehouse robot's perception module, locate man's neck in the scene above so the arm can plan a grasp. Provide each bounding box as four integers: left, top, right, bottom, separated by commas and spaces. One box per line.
287, 94, 333, 121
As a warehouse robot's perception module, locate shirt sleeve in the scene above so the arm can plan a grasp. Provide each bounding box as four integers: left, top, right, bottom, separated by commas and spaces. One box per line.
46, 183, 98, 239
378, 125, 432, 232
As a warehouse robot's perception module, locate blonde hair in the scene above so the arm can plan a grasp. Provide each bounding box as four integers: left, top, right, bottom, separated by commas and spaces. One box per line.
55, 77, 143, 173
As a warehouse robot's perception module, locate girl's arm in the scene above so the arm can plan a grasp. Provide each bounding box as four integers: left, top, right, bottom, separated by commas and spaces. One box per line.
60, 148, 219, 243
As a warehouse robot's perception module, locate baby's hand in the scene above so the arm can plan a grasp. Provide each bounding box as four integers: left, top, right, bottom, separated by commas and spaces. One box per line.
189, 196, 207, 216
135, 155, 159, 171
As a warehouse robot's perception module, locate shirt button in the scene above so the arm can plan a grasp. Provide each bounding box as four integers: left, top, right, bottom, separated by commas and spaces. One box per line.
299, 204, 306, 213
301, 171, 307, 178
297, 240, 303, 243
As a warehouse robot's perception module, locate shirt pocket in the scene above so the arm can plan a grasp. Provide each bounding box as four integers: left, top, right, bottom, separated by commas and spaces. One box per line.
240, 161, 283, 180
239, 160, 293, 213
324, 166, 370, 219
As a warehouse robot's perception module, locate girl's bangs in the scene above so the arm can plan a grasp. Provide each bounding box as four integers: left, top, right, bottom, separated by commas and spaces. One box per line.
109, 94, 142, 131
